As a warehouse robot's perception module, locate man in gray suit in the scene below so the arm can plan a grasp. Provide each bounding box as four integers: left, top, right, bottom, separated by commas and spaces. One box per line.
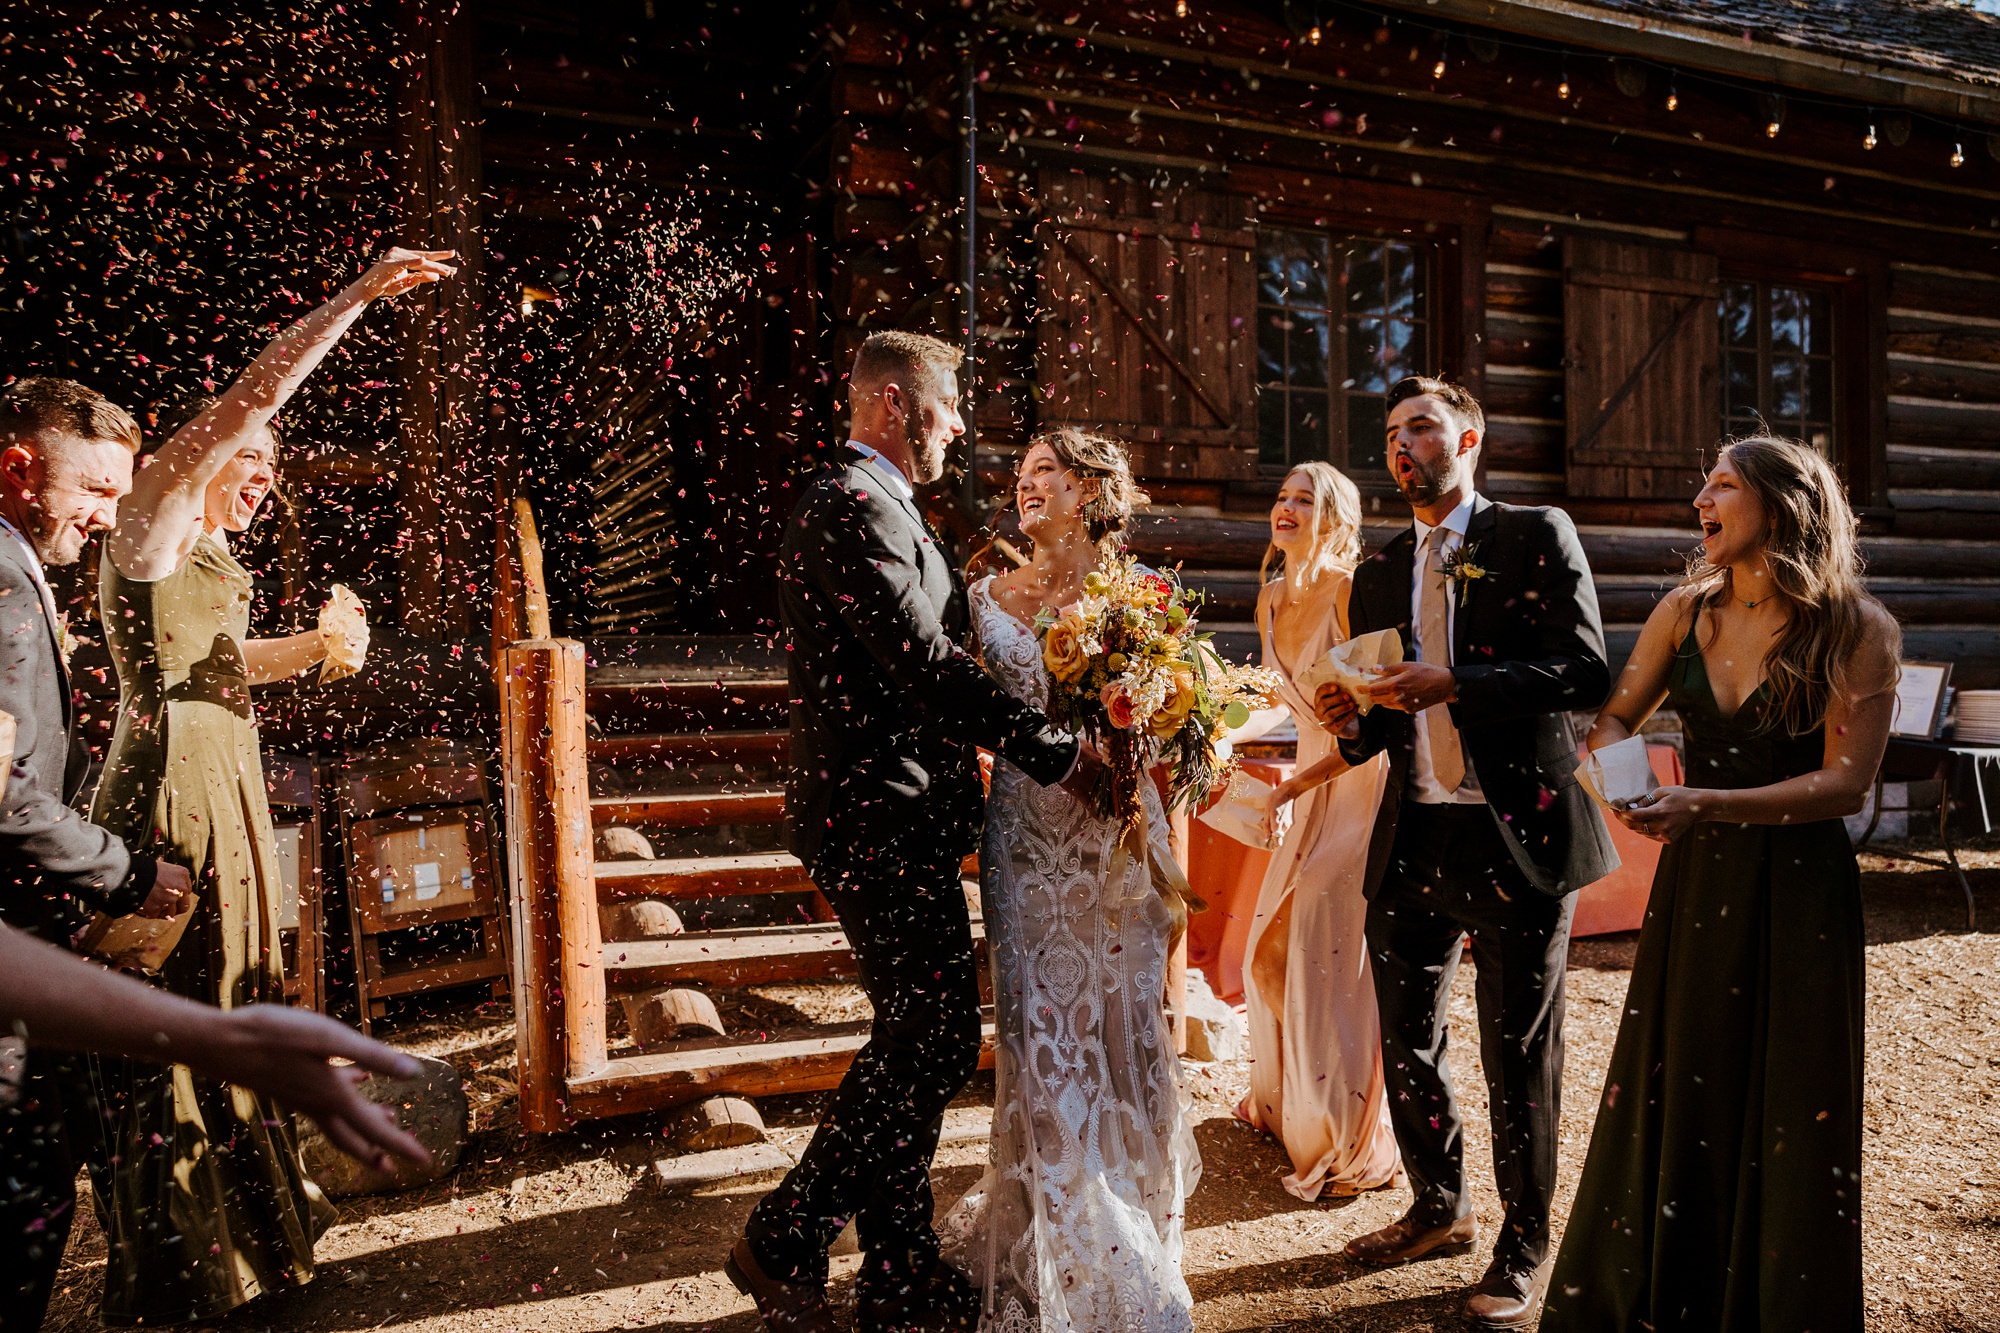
0, 377, 192, 1327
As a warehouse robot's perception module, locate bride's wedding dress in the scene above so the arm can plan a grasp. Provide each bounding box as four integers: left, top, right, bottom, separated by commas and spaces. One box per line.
940, 576, 1200, 1333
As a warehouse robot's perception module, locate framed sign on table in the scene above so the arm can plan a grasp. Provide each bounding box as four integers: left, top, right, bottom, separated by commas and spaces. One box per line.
1890, 661, 1952, 740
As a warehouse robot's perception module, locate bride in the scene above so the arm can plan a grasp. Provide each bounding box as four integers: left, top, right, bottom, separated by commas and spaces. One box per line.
941, 426, 1200, 1332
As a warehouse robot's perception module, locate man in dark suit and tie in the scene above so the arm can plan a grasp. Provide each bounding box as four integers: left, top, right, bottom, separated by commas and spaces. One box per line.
730, 332, 1090, 1333
1315, 376, 1618, 1330
0, 378, 192, 1326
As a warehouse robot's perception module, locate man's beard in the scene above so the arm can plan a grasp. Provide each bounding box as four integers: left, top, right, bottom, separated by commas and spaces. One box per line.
25, 501, 80, 566
908, 412, 948, 486
1395, 453, 1455, 509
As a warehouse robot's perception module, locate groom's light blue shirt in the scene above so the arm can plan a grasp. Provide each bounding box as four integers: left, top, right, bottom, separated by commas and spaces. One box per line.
844, 439, 914, 499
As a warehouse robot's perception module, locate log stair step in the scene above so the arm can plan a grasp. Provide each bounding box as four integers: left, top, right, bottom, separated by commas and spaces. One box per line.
596, 851, 812, 900
590, 787, 785, 828
566, 1019, 998, 1120
588, 729, 790, 764
586, 679, 789, 727
602, 921, 985, 989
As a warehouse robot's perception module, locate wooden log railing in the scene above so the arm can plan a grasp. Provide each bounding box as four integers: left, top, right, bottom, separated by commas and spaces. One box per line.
500, 638, 599, 1131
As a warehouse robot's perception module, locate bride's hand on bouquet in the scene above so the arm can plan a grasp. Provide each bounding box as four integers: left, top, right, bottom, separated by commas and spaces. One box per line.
1060, 743, 1107, 803
1615, 785, 1705, 843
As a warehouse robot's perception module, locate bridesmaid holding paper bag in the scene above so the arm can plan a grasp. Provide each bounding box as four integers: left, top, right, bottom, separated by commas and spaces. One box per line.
1544, 437, 1897, 1333
1228, 462, 1402, 1201
75, 248, 448, 1326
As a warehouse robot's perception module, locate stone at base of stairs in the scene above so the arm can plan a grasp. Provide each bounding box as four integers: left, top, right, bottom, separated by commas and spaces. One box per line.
648, 1140, 796, 1194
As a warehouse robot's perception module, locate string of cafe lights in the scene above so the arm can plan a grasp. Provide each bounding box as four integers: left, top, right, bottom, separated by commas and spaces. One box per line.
1158, 0, 2000, 170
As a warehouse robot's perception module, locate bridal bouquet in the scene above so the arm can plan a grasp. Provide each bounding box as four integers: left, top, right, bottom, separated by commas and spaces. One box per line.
1035, 555, 1280, 830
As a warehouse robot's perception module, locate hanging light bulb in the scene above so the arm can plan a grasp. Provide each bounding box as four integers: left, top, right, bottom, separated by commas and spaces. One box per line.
1175, 0, 1188, 15
1306, 23, 1321, 44
1665, 83, 1678, 112
1864, 123, 1878, 150
1762, 93, 1784, 139
1557, 73, 1571, 100
1434, 48, 1447, 79
1766, 118, 1781, 138
1953, 142, 1967, 167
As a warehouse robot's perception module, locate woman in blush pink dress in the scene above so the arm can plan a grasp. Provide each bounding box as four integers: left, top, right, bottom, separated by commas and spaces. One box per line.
1229, 461, 1401, 1201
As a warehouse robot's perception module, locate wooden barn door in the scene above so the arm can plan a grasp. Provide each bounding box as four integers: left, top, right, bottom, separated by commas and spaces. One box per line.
1036, 171, 1257, 481
1564, 236, 1719, 500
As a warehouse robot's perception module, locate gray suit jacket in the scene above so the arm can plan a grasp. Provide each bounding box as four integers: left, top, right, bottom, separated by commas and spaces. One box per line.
0, 536, 154, 938
780, 448, 1077, 874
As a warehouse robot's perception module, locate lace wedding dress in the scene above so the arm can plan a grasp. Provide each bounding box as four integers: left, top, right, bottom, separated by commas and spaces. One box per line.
939, 576, 1200, 1333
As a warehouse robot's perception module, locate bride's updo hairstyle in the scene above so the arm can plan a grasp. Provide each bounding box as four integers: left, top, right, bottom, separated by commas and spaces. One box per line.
1030, 425, 1149, 557
1259, 460, 1363, 589
1684, 434, 1898, 734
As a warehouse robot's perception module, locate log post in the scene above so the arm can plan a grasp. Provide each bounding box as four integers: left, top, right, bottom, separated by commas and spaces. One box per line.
393, 0, 487, 640
500, 639, 600, 1129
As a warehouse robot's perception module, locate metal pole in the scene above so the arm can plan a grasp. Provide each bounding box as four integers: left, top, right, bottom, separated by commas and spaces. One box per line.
960, 41, 981, 519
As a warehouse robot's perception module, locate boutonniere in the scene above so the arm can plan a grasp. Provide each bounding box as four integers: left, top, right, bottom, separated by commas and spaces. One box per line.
1440, 542, 1488, 603
54, 612, 76, 668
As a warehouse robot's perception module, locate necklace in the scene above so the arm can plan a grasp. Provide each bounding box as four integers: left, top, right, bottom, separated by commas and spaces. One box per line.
1739, 594, 1767, 609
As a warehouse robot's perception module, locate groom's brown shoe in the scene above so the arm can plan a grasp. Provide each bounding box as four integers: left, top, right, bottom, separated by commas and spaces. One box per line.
725, 1237, 843, 1333
1463, 1257, 1552, 1329
1342, 1213, 1478, 1266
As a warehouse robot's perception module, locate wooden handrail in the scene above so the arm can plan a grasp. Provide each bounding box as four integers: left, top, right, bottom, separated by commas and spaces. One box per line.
500, 638, 602, 1130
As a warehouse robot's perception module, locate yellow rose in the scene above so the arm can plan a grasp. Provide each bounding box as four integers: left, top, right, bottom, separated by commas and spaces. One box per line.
1150, 662, 1200, 738
1042, 615, 1092, 684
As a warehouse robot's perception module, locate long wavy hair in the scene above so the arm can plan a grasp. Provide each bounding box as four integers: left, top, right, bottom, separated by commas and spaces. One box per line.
1683, 435, 1898, 733
1259, 461, 1363, 588
1029, 425, 1149, 560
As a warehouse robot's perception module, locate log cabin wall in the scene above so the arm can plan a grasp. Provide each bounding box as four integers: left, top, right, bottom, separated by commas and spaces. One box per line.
819, 0, 2000, 683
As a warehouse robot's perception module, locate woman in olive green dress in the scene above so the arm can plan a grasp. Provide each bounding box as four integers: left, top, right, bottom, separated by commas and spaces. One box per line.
1542, 436, 1899, 1333
78, 247, 454, 1324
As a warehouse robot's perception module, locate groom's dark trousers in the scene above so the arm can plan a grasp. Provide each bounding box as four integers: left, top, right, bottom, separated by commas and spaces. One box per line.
747, 447, 1075, 1289
1341, 496, 1618, 1270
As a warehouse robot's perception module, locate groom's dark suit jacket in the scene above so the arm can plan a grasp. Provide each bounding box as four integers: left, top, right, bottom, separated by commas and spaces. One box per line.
780, 447, 1077, 874
0, 536, 157, 940
1342, 496, 1619, 899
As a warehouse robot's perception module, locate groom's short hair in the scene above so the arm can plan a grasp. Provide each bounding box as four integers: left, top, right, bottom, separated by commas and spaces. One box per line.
851, 330, 963, 405
0, 377, 143, 456
1387, 375, 1484, 442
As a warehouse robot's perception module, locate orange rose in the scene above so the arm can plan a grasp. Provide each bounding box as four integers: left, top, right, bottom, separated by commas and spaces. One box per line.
1101, 681, 1137, 730
1150, 662, 1199, 738
1042, 615, 1091, 684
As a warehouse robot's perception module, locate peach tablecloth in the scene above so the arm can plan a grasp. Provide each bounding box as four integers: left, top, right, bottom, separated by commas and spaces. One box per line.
1184, 745, 1679, 1002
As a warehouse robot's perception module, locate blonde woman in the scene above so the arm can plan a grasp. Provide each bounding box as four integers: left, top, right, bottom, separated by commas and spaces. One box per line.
1231, 462, 1401, 1200
1544, 437, 1898, 1332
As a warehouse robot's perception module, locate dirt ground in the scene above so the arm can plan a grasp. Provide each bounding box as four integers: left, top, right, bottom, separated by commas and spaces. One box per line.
42, 848, 2000, 1333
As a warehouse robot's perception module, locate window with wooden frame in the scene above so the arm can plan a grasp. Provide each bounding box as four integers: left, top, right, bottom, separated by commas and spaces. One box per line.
1720, 281, 1837, 454
1255, 230, 1435, 476
1701, 228, 1887, 506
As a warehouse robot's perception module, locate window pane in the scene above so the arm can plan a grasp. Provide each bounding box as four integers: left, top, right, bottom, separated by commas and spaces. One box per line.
1346, 243, 1385, 315
1724, 351, 1758, 417
1290, 312, 1330, 388
1805, 358, 1834, 424
1349, 317, 1385, 394
1770, 287, 1806, 353
1721, 283, 1757, 348
1384, 244, 1424, 319
1258, 310, 1288, 386
1257, 388, 1288, 468
1771, 356, 1803, 420
1804, 423, 1833, 454
1800, 290, 1832, 355
1346, 395, 1389, 476
1289, 391, 1330, 462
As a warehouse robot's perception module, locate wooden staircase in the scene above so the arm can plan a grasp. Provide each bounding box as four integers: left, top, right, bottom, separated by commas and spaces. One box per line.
502, 627, 995, 1131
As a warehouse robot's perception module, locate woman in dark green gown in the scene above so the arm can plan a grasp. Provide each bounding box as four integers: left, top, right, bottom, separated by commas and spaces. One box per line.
1543, 437, 1899, 1333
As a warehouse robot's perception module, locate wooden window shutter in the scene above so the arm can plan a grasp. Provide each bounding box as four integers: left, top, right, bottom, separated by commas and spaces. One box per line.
1035, 171, 1256, 480
1563, 236, 1719, 500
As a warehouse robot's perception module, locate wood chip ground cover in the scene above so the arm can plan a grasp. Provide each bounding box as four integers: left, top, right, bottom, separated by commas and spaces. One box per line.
42, 853, 1999, 1331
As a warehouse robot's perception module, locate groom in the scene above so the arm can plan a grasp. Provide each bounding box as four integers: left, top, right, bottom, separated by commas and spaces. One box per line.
730, 331, 1086, 1333
1315, 376, 1617, 1329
